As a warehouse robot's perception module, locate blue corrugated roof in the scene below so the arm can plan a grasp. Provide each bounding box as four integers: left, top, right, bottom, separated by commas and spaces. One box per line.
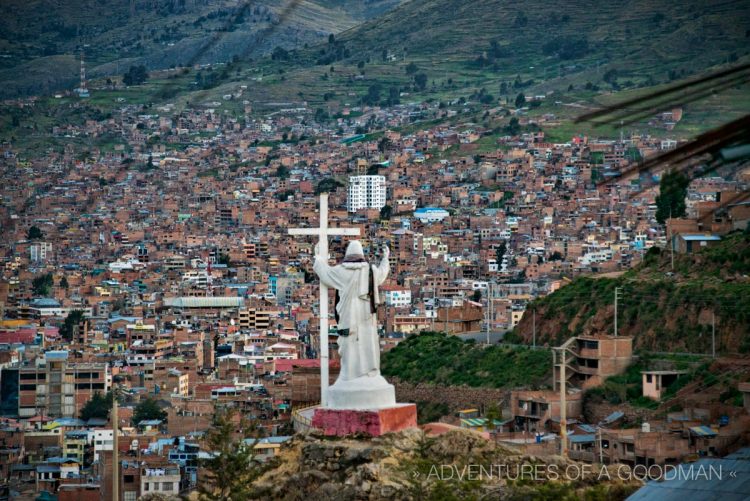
627, 447, 750, 501
681, 234, 721, 241
569, 434, 596, 444
602, 411, 624, 423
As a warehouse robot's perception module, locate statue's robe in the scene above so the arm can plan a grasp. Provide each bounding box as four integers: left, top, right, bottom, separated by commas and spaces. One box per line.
313, 255, 389, 381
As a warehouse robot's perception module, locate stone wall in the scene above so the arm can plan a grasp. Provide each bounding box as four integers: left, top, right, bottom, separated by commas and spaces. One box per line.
393, 380, 508, 412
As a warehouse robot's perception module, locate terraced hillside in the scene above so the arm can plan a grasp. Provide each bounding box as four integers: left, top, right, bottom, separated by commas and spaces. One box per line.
512, 230, 750, 354
0, 0, 403, 98
337, 0, 750, 75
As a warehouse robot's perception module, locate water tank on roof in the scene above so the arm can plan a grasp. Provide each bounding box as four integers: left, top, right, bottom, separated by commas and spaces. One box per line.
641, 422, 651, 433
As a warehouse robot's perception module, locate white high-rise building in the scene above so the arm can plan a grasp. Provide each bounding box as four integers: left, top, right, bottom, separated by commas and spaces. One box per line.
30, 242, 52, 263
347, 175, 386, 213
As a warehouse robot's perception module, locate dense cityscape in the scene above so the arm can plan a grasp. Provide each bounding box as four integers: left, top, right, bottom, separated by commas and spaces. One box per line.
1, 0, 749, 500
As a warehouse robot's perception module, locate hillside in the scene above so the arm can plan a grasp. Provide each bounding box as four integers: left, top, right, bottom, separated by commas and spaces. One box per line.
512, 230, 750, 354
338, 0, 750, 70
227, 0, 750, 108
0, 0, 403, 98
382, 331, 552, 388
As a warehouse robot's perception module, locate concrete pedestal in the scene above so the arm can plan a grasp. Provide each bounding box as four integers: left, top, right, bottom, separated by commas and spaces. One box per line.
327, 374, 396, 410
312, 403, 417, 437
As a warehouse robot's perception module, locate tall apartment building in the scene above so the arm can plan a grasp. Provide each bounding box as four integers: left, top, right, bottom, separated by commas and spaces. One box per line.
30, 242, 53, 263
18, 351, 111, 418
347, 175, 386, 212
238, 308, 273, 330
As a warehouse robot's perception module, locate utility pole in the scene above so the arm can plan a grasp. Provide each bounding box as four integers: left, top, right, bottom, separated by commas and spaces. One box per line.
669, 208, 674, 271
559, 349, 567, 457
485, 284, 492, 345
598, 427, 604, 464
712, 312, 716, 358
614, 287, 621, 337
112, 387, 119, 501
431, 279, 436, 331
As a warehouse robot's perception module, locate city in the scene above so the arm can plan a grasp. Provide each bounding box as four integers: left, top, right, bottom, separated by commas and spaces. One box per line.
0, 0, 749, 500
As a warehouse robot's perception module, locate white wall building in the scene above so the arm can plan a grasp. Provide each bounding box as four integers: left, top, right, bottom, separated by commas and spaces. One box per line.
384, 289, 412, 308
93, 429, 113, 462
347, 175, 387, 212
30, 242, 53, 263
141, 467, 181, 496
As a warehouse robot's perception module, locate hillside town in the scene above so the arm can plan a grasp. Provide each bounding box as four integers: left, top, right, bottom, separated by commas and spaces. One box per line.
1, 88, 750, 500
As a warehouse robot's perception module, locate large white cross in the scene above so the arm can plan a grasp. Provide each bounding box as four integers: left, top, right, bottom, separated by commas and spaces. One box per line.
288, 193, 360, 407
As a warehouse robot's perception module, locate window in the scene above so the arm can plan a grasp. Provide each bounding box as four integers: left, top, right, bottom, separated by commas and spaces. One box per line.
163, 482, 174, 491
124, 492, 137, 501
646, 374, 652, 383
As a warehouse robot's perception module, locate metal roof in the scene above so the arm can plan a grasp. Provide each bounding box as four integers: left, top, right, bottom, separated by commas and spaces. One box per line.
569, 434, 596, 444
627, 447, 750, 501
680, 234, 722, 241
164, 296, 244, 308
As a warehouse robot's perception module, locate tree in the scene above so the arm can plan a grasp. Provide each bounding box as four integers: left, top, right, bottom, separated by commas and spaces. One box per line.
505, 117, 521, 135
655, 170, 690, 224
123, 65, 148, 86
515, 92, 526, 108
32, 273, 54, 296
315, 177, 343, 194
379, 205, 393, 221
495, 241, 507, 264
198, 407, 263, 500
138, 494, 180, 501
362, 83, 382, 106
80, 391, 113, 421
275, 165, 290, 179
472, 289, 482, 302
314, 107, 329, 122
59, 310, 85, 341
485, 403, 501, 432
132, 397, 167, 425
218, 253, 231, 267
378, 137, 392, 153
59, 275, 69, 289
414, 73, 428, 91
405, 62, 418, 75
27, 225, 43, 240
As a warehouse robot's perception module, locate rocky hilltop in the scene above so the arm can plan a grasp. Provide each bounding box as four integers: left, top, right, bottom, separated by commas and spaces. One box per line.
249, 428, 639, 500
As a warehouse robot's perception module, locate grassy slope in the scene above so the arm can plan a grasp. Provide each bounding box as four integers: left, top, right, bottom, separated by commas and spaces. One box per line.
381, 331, 552, 388
0, 0, 390, 98
512, 230, 750, 354
3, 0, 750, 154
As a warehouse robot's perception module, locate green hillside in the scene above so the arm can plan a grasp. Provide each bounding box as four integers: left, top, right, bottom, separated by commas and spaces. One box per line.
3, 0, 750, 153
382, 331, 552, 388
512, 230, 750, 354
0, 0, 403, 98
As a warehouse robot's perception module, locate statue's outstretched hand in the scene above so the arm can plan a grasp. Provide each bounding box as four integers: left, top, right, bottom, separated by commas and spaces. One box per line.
382, 245, 390, 259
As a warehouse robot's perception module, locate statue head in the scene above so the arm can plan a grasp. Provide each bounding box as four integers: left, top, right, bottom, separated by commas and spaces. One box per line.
343, 240, 366, 263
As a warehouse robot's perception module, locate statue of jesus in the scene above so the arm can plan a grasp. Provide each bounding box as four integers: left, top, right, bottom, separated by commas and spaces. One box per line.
313, 240, 396, 409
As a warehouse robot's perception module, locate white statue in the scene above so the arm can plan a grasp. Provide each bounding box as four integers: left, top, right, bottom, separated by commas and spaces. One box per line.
313, 240, 396, 409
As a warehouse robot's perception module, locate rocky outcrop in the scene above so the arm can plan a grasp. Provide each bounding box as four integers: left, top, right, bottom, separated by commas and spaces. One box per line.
250, 428, 640, 500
